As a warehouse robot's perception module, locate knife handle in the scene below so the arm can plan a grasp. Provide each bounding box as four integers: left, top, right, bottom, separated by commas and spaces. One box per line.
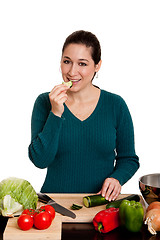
37, 192, 52, 203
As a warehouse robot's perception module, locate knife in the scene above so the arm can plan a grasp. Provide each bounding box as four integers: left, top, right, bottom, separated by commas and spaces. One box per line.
37, 192, 76, 219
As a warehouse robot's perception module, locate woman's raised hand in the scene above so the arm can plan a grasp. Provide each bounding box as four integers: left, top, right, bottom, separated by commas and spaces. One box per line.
49, 84, 70, 117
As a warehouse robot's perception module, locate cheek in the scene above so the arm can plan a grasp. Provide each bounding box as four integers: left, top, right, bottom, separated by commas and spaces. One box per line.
81, 67, 95, 78
61, 65, 68, 74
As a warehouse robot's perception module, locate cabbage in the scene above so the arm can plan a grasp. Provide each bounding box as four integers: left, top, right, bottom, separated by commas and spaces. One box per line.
0, 177, 38, 217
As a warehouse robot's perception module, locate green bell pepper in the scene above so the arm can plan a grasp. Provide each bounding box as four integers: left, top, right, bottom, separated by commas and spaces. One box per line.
119, 200, 144, 232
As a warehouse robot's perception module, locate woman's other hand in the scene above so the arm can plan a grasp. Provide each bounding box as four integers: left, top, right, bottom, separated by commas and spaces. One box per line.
97, 178, 121, 201
49, 84, 70, 117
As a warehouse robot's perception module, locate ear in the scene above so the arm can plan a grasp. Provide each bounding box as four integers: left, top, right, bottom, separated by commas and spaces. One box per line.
95, 60, 102, 73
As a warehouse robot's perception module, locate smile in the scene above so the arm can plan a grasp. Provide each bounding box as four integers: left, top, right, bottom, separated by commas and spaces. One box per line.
67, 78, 81, 83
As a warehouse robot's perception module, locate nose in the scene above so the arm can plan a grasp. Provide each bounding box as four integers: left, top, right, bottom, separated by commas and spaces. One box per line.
68, 63, 78, 76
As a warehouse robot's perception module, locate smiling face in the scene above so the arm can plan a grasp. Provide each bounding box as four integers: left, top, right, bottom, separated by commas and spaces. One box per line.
61, 44, 101, 92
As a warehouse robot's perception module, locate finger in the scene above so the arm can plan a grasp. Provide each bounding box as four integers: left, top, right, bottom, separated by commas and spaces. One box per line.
101, 180, 110, 198
49, 87, 68, 102
107, 179, 121, 201
105, 183, 115, 201
49, 84, 69, 98
49, 87, 68, 100
97, 190, 102, 195
54, 92, 68, 105
57, 95, 68, 105
51, 83, 69, 91
108, 185, 121, 201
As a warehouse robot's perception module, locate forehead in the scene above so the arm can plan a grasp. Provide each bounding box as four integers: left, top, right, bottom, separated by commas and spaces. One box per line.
62, 44, 93, 60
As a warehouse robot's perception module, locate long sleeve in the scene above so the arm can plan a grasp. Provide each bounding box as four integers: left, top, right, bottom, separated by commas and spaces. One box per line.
28, 93, 64, 169
109, 96, 139, 185
28, 90, 139, 193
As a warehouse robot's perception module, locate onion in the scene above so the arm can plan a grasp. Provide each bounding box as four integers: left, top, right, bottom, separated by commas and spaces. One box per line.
145, 209, 160, 235
147, 201, 160, 212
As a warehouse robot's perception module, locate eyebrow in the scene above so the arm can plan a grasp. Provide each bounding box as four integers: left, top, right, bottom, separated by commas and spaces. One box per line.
63, 56, 89, 62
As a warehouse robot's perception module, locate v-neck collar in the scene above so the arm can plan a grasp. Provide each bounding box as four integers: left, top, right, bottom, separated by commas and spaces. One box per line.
63, 89, 103, 123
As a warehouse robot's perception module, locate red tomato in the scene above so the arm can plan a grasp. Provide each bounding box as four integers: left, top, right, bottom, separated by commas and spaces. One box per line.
40, 205, 55, 220
34, 211, 52, 230
22, 209, 36, 218
17, 214, 34, 231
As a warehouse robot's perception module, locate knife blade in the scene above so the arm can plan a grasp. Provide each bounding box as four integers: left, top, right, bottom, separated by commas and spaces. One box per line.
37, 192, 76, 219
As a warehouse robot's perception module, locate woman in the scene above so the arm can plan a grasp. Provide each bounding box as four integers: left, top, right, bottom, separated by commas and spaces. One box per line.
28, 30, 139, 201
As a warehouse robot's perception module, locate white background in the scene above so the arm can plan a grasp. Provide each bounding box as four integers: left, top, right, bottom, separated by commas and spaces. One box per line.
0, 0, 160, 195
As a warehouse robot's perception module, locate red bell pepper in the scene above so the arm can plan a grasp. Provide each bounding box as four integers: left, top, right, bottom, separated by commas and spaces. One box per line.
93, 207, 120, 233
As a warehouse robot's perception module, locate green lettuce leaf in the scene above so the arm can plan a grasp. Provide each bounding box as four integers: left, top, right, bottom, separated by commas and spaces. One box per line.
0, 177, 38, 216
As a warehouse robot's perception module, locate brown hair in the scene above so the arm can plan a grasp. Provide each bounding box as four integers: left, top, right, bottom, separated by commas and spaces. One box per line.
62, 30, 101, 65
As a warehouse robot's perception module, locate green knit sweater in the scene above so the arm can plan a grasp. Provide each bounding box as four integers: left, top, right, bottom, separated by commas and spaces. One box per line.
28, 89, 139, 193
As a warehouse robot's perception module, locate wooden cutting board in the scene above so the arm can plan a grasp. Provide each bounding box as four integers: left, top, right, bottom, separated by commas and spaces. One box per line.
3, 194, 145, 240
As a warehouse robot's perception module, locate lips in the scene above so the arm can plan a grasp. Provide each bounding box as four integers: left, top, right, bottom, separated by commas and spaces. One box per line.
67, 78, 81, 83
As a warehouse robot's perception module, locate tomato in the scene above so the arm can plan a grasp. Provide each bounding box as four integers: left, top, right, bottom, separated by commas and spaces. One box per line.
34, 211, 52, 230
22, 209, 36, 218
40, 205, 55, 220
17, 214, 34, 231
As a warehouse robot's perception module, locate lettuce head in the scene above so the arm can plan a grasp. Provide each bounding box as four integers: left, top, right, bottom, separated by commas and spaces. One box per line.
0, 177, 38, 217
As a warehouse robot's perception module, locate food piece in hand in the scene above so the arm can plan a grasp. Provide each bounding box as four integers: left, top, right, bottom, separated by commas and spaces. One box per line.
62, 81, 72, 88
145, 208, 160, 235
119, 200, 144, 232
93, 208, 120, 233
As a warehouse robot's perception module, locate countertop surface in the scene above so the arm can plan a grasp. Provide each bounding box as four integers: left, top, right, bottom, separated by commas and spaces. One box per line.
1, 194, 160, 240
1, 218, 160, 240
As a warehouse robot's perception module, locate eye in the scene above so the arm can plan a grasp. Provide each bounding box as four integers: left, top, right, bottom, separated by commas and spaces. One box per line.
63, 60, 70, 64
79, 62, 87, 66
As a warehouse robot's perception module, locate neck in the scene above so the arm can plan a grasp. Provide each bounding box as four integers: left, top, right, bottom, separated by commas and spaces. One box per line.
67, 84, 100, 104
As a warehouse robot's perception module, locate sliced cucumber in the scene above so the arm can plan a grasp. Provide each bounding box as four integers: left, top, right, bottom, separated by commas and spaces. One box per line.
62, 81, 73, 88
71, 204, 83, 210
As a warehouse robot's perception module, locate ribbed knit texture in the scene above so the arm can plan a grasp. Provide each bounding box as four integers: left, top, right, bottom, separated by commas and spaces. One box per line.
28, 89, 139, 193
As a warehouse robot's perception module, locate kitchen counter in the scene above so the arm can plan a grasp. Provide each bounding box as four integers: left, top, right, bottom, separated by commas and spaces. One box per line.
62, 223, 160, 240
1, 218, 160, 240
1, 194, 160, 240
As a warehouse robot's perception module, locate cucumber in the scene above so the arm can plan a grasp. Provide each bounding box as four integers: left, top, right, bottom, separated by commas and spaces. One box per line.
106, 194, 140, 209
83, 194, 109, 208
62, 81, 72, 88
71, 204, 83, 210
83, 194, 140, 208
